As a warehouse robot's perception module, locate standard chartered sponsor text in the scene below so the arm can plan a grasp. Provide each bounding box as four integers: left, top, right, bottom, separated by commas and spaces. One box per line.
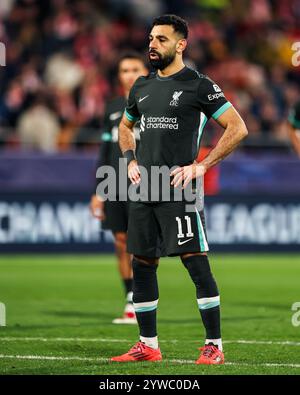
146, 116, 178, 130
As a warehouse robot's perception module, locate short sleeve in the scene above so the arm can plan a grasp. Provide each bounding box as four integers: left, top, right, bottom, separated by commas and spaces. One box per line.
288, 101, 300, 129
94, 107, 112, 192
101, 106, 112, 142
124, 81, 140, 122
197, 76, 232, 120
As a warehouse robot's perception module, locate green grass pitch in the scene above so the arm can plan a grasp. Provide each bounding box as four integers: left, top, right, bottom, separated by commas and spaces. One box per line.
0, 253, 300, 375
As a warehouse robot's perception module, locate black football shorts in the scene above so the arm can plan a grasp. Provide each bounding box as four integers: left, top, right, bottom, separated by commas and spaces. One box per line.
127, 201, 209, 258
102, 200, 129, 234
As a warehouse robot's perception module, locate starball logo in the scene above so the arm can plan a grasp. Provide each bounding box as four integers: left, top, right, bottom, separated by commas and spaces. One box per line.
0, 42, 6, 66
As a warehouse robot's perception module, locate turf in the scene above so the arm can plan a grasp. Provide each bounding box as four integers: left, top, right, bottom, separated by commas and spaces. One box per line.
0, 254, 300, 375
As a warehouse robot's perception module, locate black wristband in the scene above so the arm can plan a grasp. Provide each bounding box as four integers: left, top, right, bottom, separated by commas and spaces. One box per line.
123, 150, 136, 164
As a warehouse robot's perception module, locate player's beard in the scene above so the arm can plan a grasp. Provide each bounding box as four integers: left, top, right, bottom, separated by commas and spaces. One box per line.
149, 49, 176, 70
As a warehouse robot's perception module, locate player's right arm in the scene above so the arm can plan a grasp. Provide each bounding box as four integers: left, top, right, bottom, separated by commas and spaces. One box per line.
119, 114, 141, 184
90, 194, 105, 220
119, 80, 142, 185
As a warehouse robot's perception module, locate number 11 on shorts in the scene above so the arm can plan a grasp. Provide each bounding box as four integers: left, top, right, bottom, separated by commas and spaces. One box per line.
176, 216, 194, 239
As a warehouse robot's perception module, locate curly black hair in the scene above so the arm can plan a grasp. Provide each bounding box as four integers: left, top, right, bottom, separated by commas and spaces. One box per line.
151, 14, 188, 39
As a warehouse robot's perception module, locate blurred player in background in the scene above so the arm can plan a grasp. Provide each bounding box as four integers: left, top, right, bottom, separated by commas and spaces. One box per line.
112, 14, 248, 364
288, 100, 300, 157
90, 53, 147, 324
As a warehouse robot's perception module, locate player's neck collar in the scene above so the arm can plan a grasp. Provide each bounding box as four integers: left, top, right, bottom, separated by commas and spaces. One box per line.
156, 66, 187, 81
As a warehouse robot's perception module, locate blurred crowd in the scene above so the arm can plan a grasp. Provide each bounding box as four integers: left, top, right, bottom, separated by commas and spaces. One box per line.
0, 0, 299, 152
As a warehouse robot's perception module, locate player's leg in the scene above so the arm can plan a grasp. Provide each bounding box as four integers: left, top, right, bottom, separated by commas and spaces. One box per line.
112, 231, 136, 324
111, 255, 162, 362
103, 201, 135, 324
132, 255, 159, 350
181, 251, 224, 364
156, 201, 223, 364
111, 202, 163, 362
114, 232, 133, 299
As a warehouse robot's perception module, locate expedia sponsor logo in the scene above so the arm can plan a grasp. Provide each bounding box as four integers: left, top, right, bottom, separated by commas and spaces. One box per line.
213, 84, 222, 92
208, 92, 225, 101
145, 116, 179, 130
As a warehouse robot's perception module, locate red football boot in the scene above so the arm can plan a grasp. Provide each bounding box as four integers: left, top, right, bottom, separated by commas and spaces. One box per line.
111, 341, 162, 362
196, 344, 224, 365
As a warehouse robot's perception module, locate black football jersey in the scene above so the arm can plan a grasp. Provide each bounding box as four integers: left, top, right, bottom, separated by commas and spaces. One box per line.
96, 96, 140, 196
124, 66, 232, 200
125, 66, 231, 169
288, 100, 300, 129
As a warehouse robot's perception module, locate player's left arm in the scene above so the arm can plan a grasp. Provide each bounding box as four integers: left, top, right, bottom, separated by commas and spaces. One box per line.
199, 106, 248, 170
172, 106, 248, 188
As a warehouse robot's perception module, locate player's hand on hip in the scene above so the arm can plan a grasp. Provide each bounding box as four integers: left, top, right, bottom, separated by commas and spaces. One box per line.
170, 162, 207, 189
128, 160, 141, 185
90, 194, 105, 220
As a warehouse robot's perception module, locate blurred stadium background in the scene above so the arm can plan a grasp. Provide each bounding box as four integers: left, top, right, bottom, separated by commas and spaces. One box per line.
0, 0, 300, 375
0, 0, 300, 253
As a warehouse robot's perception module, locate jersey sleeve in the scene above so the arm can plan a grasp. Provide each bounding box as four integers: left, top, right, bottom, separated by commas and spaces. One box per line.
100, 105, 112, 144
94, 107, 112, 193
197, 76, 232, 120
124, 81, 140, 122
288, 101, 300, 129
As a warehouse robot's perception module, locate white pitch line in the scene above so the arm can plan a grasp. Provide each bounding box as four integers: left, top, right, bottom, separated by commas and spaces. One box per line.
1, 337, 300, 346
0, 337, 129, 343
0, 261, 116, 267
224, 340, 300, 346
0, 354, 106, 362
0, 354, 299, 369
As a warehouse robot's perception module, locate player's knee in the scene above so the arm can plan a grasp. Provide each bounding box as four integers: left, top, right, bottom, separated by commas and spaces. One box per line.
134, 255, 159, 265
132, 257, 159, 303
114, 232, 127, 254
181, 252, 207, 259
181, 254, 218, 298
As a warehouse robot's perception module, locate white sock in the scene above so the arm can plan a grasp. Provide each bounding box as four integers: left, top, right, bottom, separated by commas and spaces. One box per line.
126, 291, 133, 303
124, 303, 135, 313
140, 336, 159, 350
205, 338, 223, 352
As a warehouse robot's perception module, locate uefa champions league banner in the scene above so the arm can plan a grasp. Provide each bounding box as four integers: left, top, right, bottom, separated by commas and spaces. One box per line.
0, 192, 114, 253
205, 194, 300, 252
0, 192, 299, 252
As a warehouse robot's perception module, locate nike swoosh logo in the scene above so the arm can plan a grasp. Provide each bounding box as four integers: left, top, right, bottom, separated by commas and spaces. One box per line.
138, 95, 149, 103
178, 238, 193, 246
